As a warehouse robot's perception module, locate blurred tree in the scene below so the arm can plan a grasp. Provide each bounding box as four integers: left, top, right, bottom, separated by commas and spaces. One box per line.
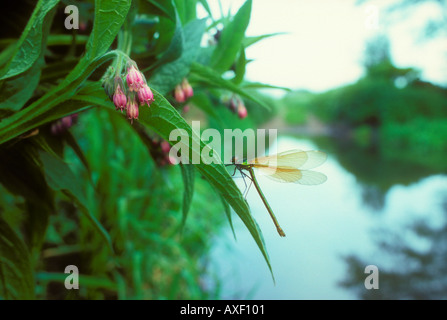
357, 0, 447, 39
363, 34, 420, 84
363, 34, 391, 70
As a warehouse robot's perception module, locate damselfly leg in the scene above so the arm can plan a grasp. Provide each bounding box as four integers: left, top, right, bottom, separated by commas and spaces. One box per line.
226, 161, 253, 199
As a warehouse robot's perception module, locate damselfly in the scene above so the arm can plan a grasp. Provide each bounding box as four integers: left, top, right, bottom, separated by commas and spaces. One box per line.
229, 149, 327, 237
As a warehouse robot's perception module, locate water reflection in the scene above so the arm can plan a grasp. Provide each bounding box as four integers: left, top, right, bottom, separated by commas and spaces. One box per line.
360, 185, 385, 211
340, 195, 447, 299
206, 135, 447, 299
312, 136, 443, 194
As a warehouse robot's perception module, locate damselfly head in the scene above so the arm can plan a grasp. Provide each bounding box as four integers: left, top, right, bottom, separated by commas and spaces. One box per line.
230, 156, 247, 165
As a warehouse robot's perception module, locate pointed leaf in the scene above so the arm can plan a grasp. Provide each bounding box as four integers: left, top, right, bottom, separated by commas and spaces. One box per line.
243, 32, 287, 48
143, 0, 176, 21
0, 63, 42, 112
210, 0, 252, 73
0, 2, 57, 111
0, 217, 35, 300
0, 141, 54, 253
0, 0, 131, 144
147, 10, 184, 73
0, 0, 60, 80
150, 18, 206, 94
70, 83, 273, 276
180, 163, 195, 225
190, 62, 271, 110
38, 150, 113, 251
233, 46, 247, 85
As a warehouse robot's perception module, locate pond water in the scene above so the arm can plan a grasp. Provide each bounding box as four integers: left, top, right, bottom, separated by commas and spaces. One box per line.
205, 136, 447, 299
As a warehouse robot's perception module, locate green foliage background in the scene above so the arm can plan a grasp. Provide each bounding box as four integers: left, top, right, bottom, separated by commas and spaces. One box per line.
2, 0, 445, 300
280, 56, 447, 174
0, 0, 280, 299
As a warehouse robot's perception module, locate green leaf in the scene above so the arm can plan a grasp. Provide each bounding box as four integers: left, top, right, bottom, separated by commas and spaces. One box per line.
38, 150, 113, 251
0, 217, 35, 300
188, 91, 220, 123
0, 0, 131, 144
70, 83, 273, 277
0, 2, 57, 111
190, 62, 271, 110
197, 0, 213, 18
243, 32, 286, 48
211, 183, 236, 240
0, 52, 107, 144
142, 91, 273, 277
145, 10, 184, 75
0, 62, 42, 111
85, 0, 131, 62
146, 93, 271, 275
62, 131, 94, 182
63, 0, 132, 85
241, 81, 292, 92
0, 49, 118, 145
0, 141, 54, 253
36, 272, 117, 290
143, 0, 176, 21
179, 163, 195, 226
233, 46, 247, 85
174, 0, 198, 24
0, 0, 60, 80
150, 18, 206, 94
210, 0, 252, 73
148, 13, 177, 59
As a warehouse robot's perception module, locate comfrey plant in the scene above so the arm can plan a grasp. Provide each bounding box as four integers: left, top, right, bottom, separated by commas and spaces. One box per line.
102, 61, 154, 123
0, 0, 286, 300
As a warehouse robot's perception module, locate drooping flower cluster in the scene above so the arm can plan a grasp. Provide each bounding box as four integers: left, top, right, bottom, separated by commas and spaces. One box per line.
173, 78, 194, 103
226, 95, 248, 119
102, 60, 154, 123
51, 113, 79, 135
149, 137, 175, 167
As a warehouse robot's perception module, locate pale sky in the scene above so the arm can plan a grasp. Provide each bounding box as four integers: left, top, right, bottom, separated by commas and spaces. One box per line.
202, 0, 447, 93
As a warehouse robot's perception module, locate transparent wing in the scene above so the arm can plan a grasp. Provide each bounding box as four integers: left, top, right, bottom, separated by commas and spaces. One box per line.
250, 149, 327, 170
260, 167, 327, 185
294, 170, 327, 185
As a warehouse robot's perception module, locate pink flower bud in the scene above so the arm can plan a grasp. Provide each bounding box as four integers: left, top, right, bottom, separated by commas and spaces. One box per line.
138, 84, 154, 106
160, 141, 171, 154
237, 102, 248, 119
174, 85, 186, 103
80, 21, 87, 32
61, 116, 73, 128
51, 114, 78, 135
182, 104, 190, 114
229, 97, 238, 112
71, 113, 79, 123
126, 65, 145, 92
168, 155, 177, 165
51, 122, 63, 135
181, 79, 194, 99
113, 85, 127, 111
126, 98, 139, 123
